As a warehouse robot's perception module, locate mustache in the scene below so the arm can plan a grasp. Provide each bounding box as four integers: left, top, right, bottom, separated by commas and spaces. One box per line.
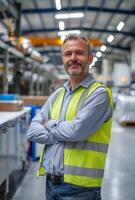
67, 60, 81, 66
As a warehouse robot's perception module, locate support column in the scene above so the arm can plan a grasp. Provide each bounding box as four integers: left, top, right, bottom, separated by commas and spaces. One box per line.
29, 63, 35, 95
36, 66, 41, 95
3, 48, 9, 93
131, 41, 135, 71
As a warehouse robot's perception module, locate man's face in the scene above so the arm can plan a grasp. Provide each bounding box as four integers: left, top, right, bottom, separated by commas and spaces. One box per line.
62, 39, 93, 78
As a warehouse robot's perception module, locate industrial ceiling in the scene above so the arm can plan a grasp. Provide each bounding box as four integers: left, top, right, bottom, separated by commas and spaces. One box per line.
0, 0, 135, 67
20, 0, 135, 66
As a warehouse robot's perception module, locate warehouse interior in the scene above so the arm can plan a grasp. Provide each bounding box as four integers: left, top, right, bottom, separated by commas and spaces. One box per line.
0, 0, 135, 200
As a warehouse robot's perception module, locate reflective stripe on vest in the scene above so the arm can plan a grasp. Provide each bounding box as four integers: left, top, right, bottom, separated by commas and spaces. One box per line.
38, 82, 113, 187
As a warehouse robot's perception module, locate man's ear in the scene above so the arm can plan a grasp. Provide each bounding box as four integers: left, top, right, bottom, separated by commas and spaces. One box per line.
89, 54, 93, 65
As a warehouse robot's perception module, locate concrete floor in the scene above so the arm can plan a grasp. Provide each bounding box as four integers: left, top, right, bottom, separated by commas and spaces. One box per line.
12, 114, 135, 200
102, 115, 135, 200
11, 163, 46, 200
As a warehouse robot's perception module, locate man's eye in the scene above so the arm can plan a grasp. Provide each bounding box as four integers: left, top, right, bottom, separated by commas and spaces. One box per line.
77, 51, 84, 55
64, 53, 71, 56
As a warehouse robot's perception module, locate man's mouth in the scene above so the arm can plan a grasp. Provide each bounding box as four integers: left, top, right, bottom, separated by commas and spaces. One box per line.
70, 64, 79, 68
68, 63, 81, 68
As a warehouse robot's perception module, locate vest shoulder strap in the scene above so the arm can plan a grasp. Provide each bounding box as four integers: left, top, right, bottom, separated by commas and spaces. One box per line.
77, 81, 113, 112
49, 87, 65, 117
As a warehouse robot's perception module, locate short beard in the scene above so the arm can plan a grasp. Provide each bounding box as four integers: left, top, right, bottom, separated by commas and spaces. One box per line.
65, 67, 82, 77
65, 63, 88, 78
67, 71, 82, 77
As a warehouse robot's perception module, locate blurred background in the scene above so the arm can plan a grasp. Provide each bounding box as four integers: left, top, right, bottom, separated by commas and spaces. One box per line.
0, 1, 135, 200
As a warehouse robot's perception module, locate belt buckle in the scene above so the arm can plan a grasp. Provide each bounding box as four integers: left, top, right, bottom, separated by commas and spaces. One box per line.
49, 175, 62, 185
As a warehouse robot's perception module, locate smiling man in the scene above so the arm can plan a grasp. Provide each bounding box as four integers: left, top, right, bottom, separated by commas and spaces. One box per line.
27, 34, 113, 200
62, 35, 93, 89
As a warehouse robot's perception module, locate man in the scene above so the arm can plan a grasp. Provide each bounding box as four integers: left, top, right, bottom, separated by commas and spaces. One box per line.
27, 34, 113, 200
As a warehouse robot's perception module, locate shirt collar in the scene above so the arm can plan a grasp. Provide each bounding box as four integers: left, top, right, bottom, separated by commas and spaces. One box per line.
64, 73, 95, 92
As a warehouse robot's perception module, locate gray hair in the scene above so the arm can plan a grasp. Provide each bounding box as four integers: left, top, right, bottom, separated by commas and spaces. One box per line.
62, 34, 92, 55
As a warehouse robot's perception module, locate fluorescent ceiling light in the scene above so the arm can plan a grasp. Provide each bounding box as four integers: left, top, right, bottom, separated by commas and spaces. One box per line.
22, 43, 29, 49
55, 0, 61, 10
59, 21, 65, 31
55, 12, 84, 19
89, 57, 98, 68
107, 35, 114, 43
96, 51, 102, 58
100, 45, 107, 52
117, 21, 125, 31
58, 30, 81, 36
93, 57, 98, 62
21, 38, 30, 49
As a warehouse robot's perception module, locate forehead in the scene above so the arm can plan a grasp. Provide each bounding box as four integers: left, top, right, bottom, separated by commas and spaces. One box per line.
63, 39, 88, 51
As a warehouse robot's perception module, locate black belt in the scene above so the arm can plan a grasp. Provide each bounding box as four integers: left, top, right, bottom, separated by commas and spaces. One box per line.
47, 174, 64, 185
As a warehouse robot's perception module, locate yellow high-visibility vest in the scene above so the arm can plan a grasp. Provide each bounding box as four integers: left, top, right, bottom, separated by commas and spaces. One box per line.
37, 82, 113, 187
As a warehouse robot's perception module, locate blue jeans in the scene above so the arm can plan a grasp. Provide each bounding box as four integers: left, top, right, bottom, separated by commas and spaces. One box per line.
46, 177, 101, 200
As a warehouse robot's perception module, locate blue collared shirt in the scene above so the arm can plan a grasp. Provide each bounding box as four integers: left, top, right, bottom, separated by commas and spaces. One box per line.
27, 74, 112, 175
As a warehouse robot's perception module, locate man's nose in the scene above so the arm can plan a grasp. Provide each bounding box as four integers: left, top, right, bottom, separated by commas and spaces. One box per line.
71, 53, 77, 60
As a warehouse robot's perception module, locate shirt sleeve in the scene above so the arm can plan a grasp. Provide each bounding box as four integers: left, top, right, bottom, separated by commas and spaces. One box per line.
27, 94, 59, 145
45, 87, 113, 142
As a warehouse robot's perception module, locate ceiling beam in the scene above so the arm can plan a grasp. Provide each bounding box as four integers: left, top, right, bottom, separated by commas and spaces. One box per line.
22, 27, 135, 37
27, 37, 103, 46
38, 44, 129, 54
104, 44, 130, 51
0, 0, 19, 19
32, 0, 46, 29
98, 0, 124, 38
26, 37, 130, 51
22, 6, 135, 15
